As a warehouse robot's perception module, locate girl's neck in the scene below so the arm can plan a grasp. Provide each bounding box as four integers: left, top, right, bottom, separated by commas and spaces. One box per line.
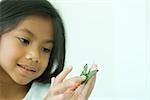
0, 66, 31, 99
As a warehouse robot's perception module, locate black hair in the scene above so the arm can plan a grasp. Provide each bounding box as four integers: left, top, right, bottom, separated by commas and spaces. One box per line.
0, 0, 66, 83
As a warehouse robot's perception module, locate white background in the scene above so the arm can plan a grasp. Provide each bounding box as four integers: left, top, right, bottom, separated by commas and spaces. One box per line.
50, 0, 150, 100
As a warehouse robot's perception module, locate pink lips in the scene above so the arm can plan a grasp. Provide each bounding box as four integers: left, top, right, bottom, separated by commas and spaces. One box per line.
17, 64, 36, 72
17, 63, 37, 76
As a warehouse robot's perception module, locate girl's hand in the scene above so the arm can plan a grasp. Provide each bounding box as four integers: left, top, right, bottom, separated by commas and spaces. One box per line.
71, 64, 98, 100
43, 67, 86, 100
43, 64, 98, 100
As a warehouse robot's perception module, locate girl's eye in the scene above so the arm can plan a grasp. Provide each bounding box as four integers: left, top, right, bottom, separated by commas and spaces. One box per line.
42, 48, 51, 53
18, 37, 30, 45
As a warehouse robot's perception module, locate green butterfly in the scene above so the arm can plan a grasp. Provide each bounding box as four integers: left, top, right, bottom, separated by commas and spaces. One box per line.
80, 64, 98, 84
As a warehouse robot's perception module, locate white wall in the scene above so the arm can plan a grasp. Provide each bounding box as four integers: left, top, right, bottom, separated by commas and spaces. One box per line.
50, 0, 150, 100
112, 0, 150, 100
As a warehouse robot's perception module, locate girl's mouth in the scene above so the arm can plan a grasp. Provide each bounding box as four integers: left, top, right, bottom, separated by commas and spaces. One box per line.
17, 64, 37, 77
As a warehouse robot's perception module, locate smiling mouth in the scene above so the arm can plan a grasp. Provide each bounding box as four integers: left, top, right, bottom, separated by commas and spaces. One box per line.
17, 64, 36, 72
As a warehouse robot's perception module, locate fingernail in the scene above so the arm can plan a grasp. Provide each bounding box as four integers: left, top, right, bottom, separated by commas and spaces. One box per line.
93, 64, 98, 68
50, 77, 55, 87
81, 75, 86, 81
90, 64, 98, 71
64, 66, 73, 70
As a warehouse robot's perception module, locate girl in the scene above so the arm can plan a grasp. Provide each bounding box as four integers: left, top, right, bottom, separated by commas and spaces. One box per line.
0, 0, 98, 100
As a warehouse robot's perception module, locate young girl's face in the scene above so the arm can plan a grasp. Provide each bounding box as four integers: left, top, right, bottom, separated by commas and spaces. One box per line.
0, 15, 54, 85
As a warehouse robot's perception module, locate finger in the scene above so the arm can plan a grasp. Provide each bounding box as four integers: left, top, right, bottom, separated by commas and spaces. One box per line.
61, 76, 86, 92
64, 76, 86, 91
49, 91, 74, 100
75, 84, 85, 95
44, 87, 74, 100
49, 76, 86, 95
64, 90, 75, 100
50, 77, 56, 87
72, 84, 85, 99
48, 94, 65, 100
89, 64, 98, 72
54, 66, 73, 85
84, 74, 96, 96
82, 64, 98, 97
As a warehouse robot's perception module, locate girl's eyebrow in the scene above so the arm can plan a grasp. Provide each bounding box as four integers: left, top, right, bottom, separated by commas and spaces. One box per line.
18, 28, 54, 44
45, 39, 54, 44
19, 28, 34, 36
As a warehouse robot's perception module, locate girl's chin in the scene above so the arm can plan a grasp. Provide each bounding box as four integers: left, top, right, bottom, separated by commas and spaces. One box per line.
14, 79, 32, 85
11, 75, 34, 85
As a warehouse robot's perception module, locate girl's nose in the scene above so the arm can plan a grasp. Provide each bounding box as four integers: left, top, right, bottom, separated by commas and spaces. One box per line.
25, 50, 40, 64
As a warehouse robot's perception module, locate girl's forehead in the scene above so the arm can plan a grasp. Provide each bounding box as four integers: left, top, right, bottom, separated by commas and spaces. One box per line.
15, 15, 54, 39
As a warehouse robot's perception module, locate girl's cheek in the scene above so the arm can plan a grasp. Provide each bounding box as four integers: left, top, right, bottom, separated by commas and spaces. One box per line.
39, 57, 49, 72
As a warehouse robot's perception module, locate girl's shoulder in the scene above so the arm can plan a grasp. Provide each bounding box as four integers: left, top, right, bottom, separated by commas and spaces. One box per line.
23, 82, 50, 100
